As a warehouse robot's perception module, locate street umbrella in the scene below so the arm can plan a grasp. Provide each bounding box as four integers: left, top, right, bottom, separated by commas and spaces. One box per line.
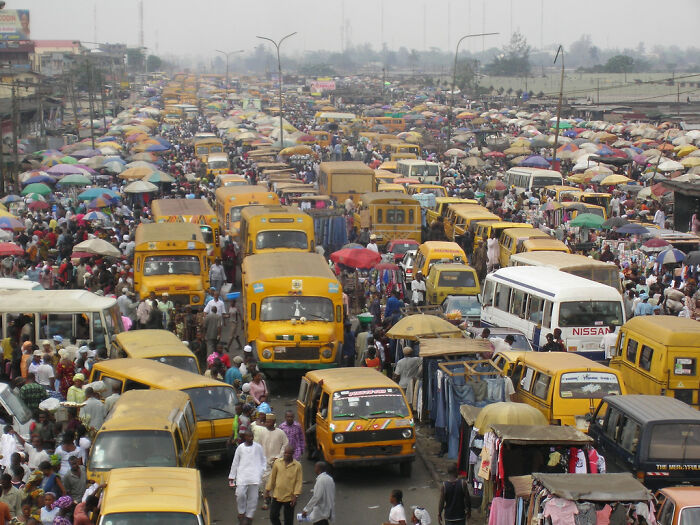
615, 223, 649, 235
102, 161, 124, 174
685, 251, 700, 266
57, 174, 92, 186
520, 155, 551, 168
28, 201, 50, 211
143, 171, 175, 184
599, 174, 631, 186
474, 402, 547, 433
83, 211, 110, 222
386, 314, 462, 340
0, 216, 25, 230
123, 180, 158, 193
73, 238, 121, 258
602, 216, 628, 229
20, 183, 52, 196
569, 213, 604, 229
642, 238, 670, 249
0, 242, 24, 256
485, 180, 506, 192
341, 243, 364, 249
21, 174, 55, 185
87, 196, 114, 208
0, 195, 21, 204
78, 188, 120, 201
119, 166, 154, 180
445, 148, 466, 158
46, 164, 86, 176
656, 248, 686, 265
330, 248, 381, 269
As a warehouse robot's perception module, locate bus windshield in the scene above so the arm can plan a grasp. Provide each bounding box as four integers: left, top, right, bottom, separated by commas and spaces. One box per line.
260, 296, 334, 322
0, 387, 31, 424
199, 226, 214, 244
256, 231, 308, 251
183, 386, 237, 421
101, 512, 198, 525
558, 301, 623, 327
532, 176, 564, 189
438, 271, 476, 288
230, 206, 244, 222
144, 256, 201, 276
150, 355, 199, 374
559, 372, 622, 399
208, 160, 228, 169
90, 430, 176, 470
332, 388, 409, 419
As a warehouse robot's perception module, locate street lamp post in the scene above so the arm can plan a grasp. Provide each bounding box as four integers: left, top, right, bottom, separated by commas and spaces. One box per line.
446, 32, 498, 151
215, 49, 244, 92
257, 32, 297, 149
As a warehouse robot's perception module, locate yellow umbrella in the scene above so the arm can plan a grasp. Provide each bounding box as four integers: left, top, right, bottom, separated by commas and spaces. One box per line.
0, 209, 17, 218
600, 174, 631, 186
567, 173, 588, 184
119, 166, 155, 180
386, 314, 462, 340
681, 156, 700, 168
676, 145, 697, 158
504, 146, 531, 156
473, 402, 548, 433
279, 145, 314, 156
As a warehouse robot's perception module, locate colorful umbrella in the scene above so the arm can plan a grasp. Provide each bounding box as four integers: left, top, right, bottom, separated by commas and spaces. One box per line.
615, 223, 649, 235
20, 183, 52, 196
569, 213, 604, 229
83, 211, 110, 222
656, 248, 686, 265
57, 174, 92, 186
0, 195, 21, 204
87, 197, 113, 208
0, 216, 25, 230
330, 248, 382, 269
27, 201, 50, 211
78, 188, 120, 201
0, 242, 23, 256
642, 238, 670, 249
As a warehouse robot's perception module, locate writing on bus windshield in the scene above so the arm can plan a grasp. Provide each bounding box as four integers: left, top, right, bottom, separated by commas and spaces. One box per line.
256, 231, 308, 250
332, 388, 409, 419
144, 256, 200, 276
260, 296, 334, 322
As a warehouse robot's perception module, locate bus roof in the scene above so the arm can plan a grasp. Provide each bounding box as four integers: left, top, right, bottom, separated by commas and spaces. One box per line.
361, 192, 418, 205
101, 390, 191, 432
319, 161, 374, 175
398, 159, 439, 166
622, 316, 700, 347
488, 266, 622, 300
243, 252, 336, 282
134, 223, 204, 244
241, 205, 307, 219
215, 185, 278, 201
501, 227, 550, 239
510, 251, 614, 270
316, 112, 356, 120
92, 358, 231, 391
113, 330, 194, 358
602, 395, 700, 424
515, 351, 619, 374
305, 367, 402, 391
0, 289, 115, 312
420, 241, 464, 251
101, 467, 202, 516
152, 199, 215, 217
507, 167, 563, 177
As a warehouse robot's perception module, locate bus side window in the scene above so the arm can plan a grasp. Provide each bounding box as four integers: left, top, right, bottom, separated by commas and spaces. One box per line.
481, 280, 494, 307
124, 379, 149, 391
626, 338, 639, 363
510, 290, 526, 319
528, 296, 544, 323
532, 373, 551, 400
614, 332, 625, 357
542, 301, 553, 329
639, 345, 654, 372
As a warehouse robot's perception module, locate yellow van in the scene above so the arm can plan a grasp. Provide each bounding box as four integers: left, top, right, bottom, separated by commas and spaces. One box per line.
473, 221, 532, 251
610, 316, 700, 407
443, 204, 498, 241
378, 161, 398, 173
87, 390, 197, 484
498, 227, 552, 268
520, 238, 571, 259
97, 467, 210, 525
214, 185, 280, 239
90, 358, 238, 461
425, 263, 480, 305
354, 192, 422, 245
510, 352, 627, 431
133, 223, 208, 306
406, 184, 447, 198
239, 205, 315, 257
543, 185, 583, 202
378, 183, 407, 194
242, 253, 344, 371
111, 329, 200, 374
204, 152, 230, 176
216, 174, 248, 188
425, 197, 478, 226
297, 367, 416, 476
412, 241, 467, 278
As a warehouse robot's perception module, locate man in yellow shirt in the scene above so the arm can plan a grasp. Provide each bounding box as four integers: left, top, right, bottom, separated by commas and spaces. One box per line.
265, 445, 302, 525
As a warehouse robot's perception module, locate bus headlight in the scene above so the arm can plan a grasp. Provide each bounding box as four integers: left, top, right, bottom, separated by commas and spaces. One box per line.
402, 429, 413, 439
321, 347, 333, 359
333, 433, 344, 443
192, 295, 201, 303
262, 349, 272, 359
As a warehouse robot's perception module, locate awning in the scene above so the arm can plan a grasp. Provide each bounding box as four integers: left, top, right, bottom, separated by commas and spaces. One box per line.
490, 424, 592, 446
532, 473, 651, 502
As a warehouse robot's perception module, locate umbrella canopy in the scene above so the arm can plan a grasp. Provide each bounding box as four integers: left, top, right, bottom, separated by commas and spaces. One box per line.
119, 166, 155, 180
0, 195, 21, 204
143, 171, 176, 184
78, 188, 120, 201
616, 223, 649, 235
520, 155, 551, 168
73, 238, 121, 258
569, 213, 605, 229
21, 174, 55, 185
123, 180, 159, 193
46, 164, 86, 176
20, 183, 52, 196
485, 180, 506, 192
0, 242, 24, 256
57, 174, 92, 186
28, 201, 50, 211
599, 174, 631, 186
656, 248, 686, 265
386, 314, 462, 340
602, 216, 628, 229
473, 402, 548, 433
83, 211, 110, 222
87, 196, 114, 208
685, 251, 700, 266
0, 216, 25, 230
642, 238, 670, 249
445, 148, 466, 158
330, 248, 381, 269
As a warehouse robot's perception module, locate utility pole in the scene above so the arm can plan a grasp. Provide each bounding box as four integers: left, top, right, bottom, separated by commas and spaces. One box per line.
11, 81, 19, 186
0, 113, 4, 195
38, 88, 46, 149
99, 68, 108, 130
86, 61, 96, 149
597, 78, 600, 104
68, 76, 80, 135
552, 45, 565, 167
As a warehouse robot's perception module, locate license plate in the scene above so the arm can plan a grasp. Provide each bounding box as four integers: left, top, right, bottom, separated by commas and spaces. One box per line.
208, 454, 221, 462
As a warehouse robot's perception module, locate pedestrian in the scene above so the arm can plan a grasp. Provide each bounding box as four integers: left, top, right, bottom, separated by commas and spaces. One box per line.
73, 494, 99, 525
62, 456, 86, 503
340, 321, 355, 367
66, 374, 86, 404
258, 414, 289, 510
202, 305, 222, 354
265, 445, 302, 525
278, 410, 305, 461
411, 506, 432, 525
204, 288, 227, 315
383, 489, 408, 525
228, 429, 266, 525
302, 461, 335, 525
0, 473, 22, 519
18, 373, 47, 413
209, 257, 226, 291
393, 346, 421, 401
438, 464, 471, 525
411, 271, 426, 307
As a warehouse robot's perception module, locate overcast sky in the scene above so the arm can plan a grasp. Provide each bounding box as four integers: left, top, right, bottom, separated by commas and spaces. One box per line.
22, 0, 700, 58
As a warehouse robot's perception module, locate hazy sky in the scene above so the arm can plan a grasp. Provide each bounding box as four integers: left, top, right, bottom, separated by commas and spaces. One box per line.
22, 0, 700, 58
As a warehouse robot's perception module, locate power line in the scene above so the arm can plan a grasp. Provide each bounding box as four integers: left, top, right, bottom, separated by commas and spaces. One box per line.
535, 72, 700, 99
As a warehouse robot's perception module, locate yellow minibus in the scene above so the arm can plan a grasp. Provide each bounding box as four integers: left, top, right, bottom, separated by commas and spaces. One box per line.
110, 329, 200, 374
354, 192, 421, 245
214, 185, 280, 239
239, 205, 315, 257
318, 161, 376, 205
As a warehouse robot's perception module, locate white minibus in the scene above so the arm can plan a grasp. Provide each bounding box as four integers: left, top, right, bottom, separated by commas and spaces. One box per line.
480, 266, 625, 359
505, 167, 563, 193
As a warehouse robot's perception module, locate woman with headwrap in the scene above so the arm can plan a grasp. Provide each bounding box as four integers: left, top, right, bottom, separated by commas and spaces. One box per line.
51, 495, 73, 525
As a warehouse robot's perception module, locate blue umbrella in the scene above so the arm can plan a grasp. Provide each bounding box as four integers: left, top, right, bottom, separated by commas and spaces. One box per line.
21, 174, 55, 185
656, 248, 686, 265
153, 137, 172, 148
78, 187, 120, 201
615, 223, 649, 235
145, 143, 169, 152
0, 194, 21, 204
520, 155, 551, 169
83, 210, 109, 222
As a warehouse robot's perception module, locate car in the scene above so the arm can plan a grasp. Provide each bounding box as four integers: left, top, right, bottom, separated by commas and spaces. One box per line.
441, 295, 481, 325
655, 486, 700, 525
465, 326, 534, 352
399, 249, 417, 282
386, 239, 420, 263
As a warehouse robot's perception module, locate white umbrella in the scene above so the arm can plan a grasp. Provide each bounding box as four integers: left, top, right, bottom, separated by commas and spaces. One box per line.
124, 180, 158, 193
658, 160, 684, 172
73, 238, 121, 257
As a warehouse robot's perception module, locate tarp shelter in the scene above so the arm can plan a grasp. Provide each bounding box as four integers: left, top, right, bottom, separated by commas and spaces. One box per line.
532, 472, 651, 502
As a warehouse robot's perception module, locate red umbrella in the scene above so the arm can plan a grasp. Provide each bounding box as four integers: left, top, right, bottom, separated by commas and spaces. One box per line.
643, 238, 670, 248
28, 201, 50, 211
485, 151, 505, 158
373, 262, 399, 271
0, 242, 24, 256
330, 248, 382, 269
651, 182, 671, 196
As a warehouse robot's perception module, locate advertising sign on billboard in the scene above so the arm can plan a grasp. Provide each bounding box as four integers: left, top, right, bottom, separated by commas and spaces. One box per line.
0, 10, 30, 41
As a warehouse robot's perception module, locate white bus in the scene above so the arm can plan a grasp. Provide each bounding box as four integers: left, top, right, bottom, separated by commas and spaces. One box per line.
0, 290, 123, 352
505, 167, 563, 194
397, 159, 441, 185
480, 266, 624, 359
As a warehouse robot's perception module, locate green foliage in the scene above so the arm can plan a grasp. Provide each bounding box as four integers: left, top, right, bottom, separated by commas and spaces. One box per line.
604, 55, 635, 73
487, 31, 531, 76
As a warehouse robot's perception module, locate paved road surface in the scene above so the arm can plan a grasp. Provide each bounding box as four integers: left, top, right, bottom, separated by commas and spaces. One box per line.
201, 373, 440, 524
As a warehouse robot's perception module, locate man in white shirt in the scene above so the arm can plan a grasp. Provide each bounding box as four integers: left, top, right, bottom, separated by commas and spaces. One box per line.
258, 414, 289, 509
366, 234, 379, 253
302, 461, 335, 524
599, 326, 618, 360
81, 387, 106, 431
653, 207, 666, 229
229, 429, 267, 525
410, 271, 426, 307
203, 289, 227, 315
35, 356, 55, 390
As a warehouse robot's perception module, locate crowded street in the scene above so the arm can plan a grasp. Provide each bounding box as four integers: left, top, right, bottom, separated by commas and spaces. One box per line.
0, 2, 699, 525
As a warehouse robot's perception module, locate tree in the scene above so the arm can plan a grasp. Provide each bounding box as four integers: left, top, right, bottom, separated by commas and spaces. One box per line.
126, 47, 145, 72
146, 54, 162, 72
604, 55, 635, 73
455, 59, 479, 94
487, 31, 531, 76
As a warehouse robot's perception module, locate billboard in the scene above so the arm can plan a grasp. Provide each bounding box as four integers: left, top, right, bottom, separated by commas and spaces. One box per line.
310, 78, 336, 92
0, 10, 30, 41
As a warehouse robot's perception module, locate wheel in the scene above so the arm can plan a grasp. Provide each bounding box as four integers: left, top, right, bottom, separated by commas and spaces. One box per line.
399, 461, 413, 477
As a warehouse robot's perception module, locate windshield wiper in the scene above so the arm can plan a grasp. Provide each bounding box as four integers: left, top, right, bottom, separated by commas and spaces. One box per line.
303, 312, 330, 321
369, 410, 401, 417
335, 413, 368, 420
210, 407, 236, 417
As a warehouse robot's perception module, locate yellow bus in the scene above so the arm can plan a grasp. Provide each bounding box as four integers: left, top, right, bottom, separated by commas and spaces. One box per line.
151, 198, 221, 263
239, 205, 315, 257
509, 251, 622, 292
133, 223, 208, 307
498, 227, 556, 268
90, 358, 238, 461
444, 204, 499, 241
390, 142, 421, 157
473, 221, 533, 251
111, 329, 200, 373
548, 201, 608, 229
362, 116, 407, 132
354, 192, 421, 245
425, 197, 478, 226
193, 134, 224, 160
214, 185, 280, 239
242, 253, 344, 370
543, 185, 583, 202
397, 159, 440, 184
204, 152, 229, 177
318, 161, 376, 205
